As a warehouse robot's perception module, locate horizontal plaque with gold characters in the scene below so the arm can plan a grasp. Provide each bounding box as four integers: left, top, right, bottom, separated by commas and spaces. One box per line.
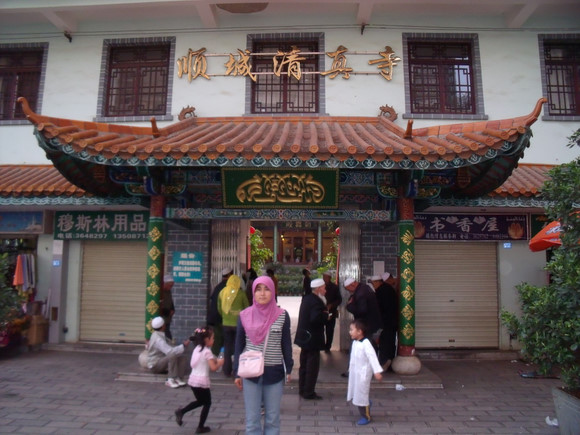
414, 213, 528, 241
222, 168, 338, 209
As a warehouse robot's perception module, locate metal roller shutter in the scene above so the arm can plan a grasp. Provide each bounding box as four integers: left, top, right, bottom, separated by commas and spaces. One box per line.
415, 241, 498, 348
80, 241, 147, 342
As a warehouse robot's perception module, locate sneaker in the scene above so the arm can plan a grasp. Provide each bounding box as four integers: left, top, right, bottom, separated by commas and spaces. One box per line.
175, 377, 187, 387
165, 378, 180, 388
195, 426, 211, 433
174, 408, 184, 426
357, 417, 371, 425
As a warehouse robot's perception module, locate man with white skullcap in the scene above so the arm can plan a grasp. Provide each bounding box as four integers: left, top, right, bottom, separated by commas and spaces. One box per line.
294, 277, 329, 400
147, 316, 190, 388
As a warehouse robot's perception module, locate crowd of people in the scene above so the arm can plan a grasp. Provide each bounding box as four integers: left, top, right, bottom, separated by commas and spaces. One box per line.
143, 267, 399, 433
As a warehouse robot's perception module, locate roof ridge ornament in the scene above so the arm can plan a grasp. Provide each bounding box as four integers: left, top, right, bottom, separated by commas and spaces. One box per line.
150, 118, 160, 138
379, 104, 397, 121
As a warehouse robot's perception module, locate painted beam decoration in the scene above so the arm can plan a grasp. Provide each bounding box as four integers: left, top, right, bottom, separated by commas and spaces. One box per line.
177, 45, 401, 82
414, 214, 527, 241
222, 168, 339, 208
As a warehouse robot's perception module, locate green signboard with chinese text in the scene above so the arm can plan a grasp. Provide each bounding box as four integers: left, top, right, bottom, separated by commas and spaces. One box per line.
222, 168, 338, 208
54, 211, 149, 240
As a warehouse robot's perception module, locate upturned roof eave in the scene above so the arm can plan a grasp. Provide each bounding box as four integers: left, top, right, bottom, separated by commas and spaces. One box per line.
19, 97, 546, 173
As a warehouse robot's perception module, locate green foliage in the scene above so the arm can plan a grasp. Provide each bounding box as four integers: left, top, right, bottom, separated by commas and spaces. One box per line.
566, 128, 580, 148
249, 229, 274, 273
501, 154, 580, 391
0, 253, 22, 332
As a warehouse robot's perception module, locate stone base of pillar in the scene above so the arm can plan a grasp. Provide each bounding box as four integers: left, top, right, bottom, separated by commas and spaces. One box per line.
392, 355, 422, 375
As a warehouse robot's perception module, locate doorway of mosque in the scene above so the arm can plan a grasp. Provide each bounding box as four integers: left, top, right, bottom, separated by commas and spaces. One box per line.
253, 221, 337, 266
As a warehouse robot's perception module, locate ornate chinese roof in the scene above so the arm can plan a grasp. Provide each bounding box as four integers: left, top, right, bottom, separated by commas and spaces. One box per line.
18, 97, 545, 199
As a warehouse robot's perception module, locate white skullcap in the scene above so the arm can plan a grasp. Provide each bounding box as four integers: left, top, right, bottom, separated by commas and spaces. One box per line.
344, 277, 355, 287
311, 278, 325, 289
221, 267, 233, 276
151, 316, 164, 329
164, 274, 174, 283
382, 272, 391, 281
371, 275, 382, 281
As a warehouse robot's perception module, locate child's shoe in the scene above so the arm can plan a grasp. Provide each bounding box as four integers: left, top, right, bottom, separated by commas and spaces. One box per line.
357, 417, 371, 425
174, 408, 183, 426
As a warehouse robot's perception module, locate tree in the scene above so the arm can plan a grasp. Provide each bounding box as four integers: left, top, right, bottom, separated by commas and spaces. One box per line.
249, 228, 273, 273
0, 253, 22, 336
501, 153, 580, 392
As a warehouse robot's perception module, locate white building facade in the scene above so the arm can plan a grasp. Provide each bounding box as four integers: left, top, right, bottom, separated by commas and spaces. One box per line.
0, 1, 578, 355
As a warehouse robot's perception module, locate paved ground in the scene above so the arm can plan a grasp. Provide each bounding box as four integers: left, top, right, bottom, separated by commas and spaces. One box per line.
0, 347, 561, 434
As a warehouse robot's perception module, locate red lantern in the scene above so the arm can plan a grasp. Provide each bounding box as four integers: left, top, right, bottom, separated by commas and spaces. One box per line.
335, 227, 340, 235
249, 226, 256, 235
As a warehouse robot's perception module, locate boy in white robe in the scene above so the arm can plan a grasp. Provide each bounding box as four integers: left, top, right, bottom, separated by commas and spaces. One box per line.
346, 319, 383, 425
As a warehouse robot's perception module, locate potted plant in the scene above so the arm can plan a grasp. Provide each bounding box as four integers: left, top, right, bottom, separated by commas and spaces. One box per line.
501, 138, 579, 433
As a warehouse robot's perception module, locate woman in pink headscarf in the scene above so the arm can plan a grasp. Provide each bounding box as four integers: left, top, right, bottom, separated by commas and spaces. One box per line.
233, 276, 293, 435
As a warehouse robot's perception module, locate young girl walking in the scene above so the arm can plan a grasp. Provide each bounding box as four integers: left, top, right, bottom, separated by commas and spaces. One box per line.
346, 319, 383, 426
175, 326, 224, 433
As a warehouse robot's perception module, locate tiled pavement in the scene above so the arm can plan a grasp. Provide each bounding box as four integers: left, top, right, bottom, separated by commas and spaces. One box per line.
0, 347, 561, 434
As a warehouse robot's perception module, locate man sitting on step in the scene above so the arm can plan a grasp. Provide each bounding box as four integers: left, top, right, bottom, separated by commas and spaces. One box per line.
147, 316, 190, 388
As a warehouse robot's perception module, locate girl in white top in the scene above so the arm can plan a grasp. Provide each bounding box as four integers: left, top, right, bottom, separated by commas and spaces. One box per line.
174, 326, 224, 434
346, 319, 383, 426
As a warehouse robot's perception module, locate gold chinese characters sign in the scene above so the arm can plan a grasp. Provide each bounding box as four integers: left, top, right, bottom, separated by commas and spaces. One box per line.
222, 168, 338, 209
177, 45, 401, 82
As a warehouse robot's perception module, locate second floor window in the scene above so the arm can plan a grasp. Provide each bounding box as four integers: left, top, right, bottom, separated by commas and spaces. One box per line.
251, 40, 319, 114
0, 49, 43, 120
407, 40, 476, 115
542, 39, 580, 117
104, 44, 170, 117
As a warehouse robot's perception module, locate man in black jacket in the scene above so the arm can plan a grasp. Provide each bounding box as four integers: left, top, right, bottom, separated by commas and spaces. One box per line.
207, 267, 232, 355
344, 277, 382, 337
371, 273, 398, 371
295, 278, 329, 400
322, 271, 342, 352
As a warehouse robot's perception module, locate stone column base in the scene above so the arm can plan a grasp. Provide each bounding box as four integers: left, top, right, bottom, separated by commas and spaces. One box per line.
392, 355, 422, 375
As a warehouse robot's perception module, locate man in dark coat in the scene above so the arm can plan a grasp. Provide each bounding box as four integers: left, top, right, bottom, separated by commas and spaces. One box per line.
322, 271, 342, 352
302, 268, 312, 296
344, 277, 382, 337
207, 267, 232, 355
371, 273, 399, 370
295, 278, 329, 400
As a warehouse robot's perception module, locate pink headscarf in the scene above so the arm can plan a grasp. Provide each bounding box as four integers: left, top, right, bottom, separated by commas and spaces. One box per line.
239, 276, 284, 345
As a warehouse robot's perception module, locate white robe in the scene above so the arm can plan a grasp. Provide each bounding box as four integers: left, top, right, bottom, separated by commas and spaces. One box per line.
346, 338, 383, 406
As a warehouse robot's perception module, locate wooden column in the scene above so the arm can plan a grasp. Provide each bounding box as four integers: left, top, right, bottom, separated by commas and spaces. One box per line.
145, 195, 166, 340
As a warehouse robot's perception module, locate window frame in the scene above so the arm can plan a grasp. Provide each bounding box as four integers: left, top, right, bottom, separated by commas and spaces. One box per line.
245, 32, 326, 116
0, 43, 48, 125
403, 33, 486, 121
96, 37, 175, 122
539, 34, 580, 121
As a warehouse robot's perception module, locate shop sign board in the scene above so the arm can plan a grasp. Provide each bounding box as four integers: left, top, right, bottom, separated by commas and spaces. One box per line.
54, 211, 149, 240
414, 213, 527, 241
0, 211, 44, 233
172, 252, 203, 283
531, 214, 550, 236
222, 168, 338, 208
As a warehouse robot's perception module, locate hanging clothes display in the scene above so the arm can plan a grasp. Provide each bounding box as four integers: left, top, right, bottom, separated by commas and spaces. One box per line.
12, 253, 36, 298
